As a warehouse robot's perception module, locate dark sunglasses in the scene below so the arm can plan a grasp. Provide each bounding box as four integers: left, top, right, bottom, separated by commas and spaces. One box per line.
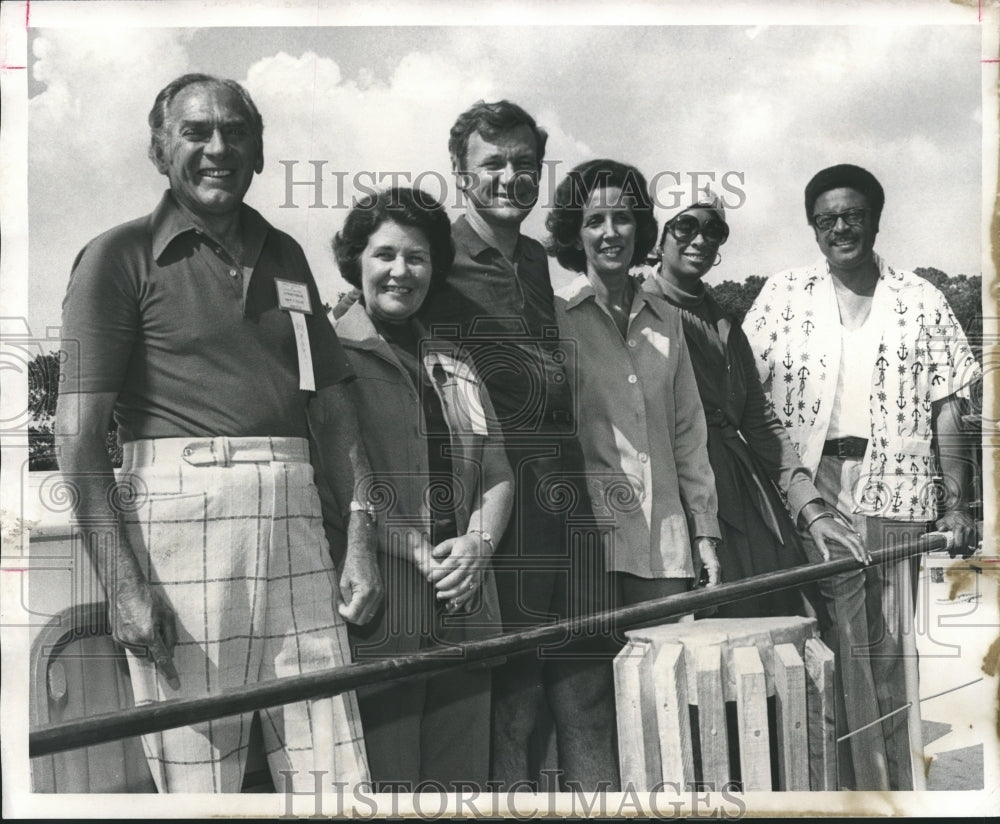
667, 214, 730, 245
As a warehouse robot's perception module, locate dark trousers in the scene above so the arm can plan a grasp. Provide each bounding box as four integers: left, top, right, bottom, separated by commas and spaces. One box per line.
489, 449, 619, 791
350, 551, 491, 790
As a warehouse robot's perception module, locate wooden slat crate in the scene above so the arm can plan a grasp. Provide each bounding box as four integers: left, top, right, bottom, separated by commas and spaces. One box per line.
612, 616, 837, 791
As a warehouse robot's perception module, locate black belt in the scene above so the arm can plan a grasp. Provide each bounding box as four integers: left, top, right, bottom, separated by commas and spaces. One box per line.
703, 408, 728, 427
822, 437, 868, 459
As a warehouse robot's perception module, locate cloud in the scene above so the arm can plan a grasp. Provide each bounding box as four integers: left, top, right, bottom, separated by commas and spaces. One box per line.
29, 28, 193, 335
26, 25, 984, 334
30, 30, 193, 180
241, 48, 504, 301
241, 45, 598, 302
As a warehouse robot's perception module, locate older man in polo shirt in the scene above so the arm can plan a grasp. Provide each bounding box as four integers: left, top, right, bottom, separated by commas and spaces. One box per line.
56, 73, 380, 793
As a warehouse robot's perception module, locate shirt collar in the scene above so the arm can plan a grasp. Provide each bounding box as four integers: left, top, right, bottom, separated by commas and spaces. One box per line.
150, 189, 269, 267
561, 273, 666, 319
453, 214, 491, 259
454, 213, 539, 262
819, 251, 904, 291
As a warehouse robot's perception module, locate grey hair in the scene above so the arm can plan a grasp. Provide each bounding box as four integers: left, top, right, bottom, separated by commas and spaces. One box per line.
147, 73, 264, 168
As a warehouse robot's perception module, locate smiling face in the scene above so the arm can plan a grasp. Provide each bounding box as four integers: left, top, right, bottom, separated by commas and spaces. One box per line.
811, 187, 878, 275
459, 124, 539, 228
360, 220, 433, 323
155, 82, 262, 222
579, 186, 638, 282
659, 207, 723, 286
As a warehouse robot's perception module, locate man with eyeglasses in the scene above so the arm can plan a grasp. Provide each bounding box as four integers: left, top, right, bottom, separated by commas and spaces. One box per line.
744, 164, 981, 790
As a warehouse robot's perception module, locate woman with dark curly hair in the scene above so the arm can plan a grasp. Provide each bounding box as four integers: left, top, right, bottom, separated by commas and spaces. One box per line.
548, 160, 721, 608
644, 187, 865, 617
320, 187, 513, 789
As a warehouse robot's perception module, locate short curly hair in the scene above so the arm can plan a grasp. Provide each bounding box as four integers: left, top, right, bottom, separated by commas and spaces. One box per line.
448, 99, 548, 172
332, 187, 455, 298
545, 159, 657, 273
804, 163, 885, 229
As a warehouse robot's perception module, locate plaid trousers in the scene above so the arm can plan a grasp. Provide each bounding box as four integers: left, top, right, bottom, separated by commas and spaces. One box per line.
119, 437, 369, 793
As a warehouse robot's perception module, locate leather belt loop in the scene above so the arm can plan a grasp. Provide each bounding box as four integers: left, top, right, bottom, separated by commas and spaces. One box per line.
216, 436, 231, 467
181, 439, 214, 466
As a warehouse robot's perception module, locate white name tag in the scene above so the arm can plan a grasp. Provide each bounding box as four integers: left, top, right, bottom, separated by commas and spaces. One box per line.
275, 278, 316, 391
275, 278, 313, 314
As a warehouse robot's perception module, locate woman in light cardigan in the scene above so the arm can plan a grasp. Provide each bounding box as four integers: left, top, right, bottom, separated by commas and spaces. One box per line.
548, 159, 721, 608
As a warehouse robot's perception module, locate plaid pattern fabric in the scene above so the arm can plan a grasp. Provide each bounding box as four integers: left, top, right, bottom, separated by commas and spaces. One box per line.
119, 437, 369, 793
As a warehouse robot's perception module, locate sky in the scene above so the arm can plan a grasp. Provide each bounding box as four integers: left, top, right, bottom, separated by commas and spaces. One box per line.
20, 8, 988, 337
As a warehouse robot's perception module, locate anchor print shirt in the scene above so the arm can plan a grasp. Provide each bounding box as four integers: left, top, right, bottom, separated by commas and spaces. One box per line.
744, 255, 980, 522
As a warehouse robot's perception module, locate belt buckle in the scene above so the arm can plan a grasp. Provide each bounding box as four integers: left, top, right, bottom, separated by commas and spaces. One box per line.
837, 439, 849, 459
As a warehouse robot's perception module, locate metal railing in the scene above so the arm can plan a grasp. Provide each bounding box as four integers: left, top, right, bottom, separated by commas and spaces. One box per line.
29, 532, 952, 759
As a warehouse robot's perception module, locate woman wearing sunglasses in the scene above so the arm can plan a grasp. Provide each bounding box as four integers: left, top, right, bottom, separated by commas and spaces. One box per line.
645, 188, 864, 617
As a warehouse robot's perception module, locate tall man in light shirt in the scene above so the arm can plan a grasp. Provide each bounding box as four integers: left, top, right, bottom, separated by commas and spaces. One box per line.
744, 164, 980, 790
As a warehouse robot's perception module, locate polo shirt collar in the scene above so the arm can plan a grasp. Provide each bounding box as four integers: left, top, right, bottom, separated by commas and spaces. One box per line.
454, 213, 538, 262
150, 189, 269, 267
561, 273, 665, 319
453, 214, 490, 259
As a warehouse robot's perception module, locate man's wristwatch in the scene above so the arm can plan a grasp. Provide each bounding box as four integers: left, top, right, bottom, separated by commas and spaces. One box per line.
349, 500, 377, 527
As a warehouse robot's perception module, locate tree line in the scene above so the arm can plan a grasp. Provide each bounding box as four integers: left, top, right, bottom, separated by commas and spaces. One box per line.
708, 268, 982, 349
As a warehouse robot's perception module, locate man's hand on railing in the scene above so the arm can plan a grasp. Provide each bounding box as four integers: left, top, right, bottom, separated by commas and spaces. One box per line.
808, 514, 870, 565
936, 508, 977, 557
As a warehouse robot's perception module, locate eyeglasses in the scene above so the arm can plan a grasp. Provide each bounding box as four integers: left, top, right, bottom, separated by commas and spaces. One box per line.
812, 208, 868, 232
667, 214, 730, 245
